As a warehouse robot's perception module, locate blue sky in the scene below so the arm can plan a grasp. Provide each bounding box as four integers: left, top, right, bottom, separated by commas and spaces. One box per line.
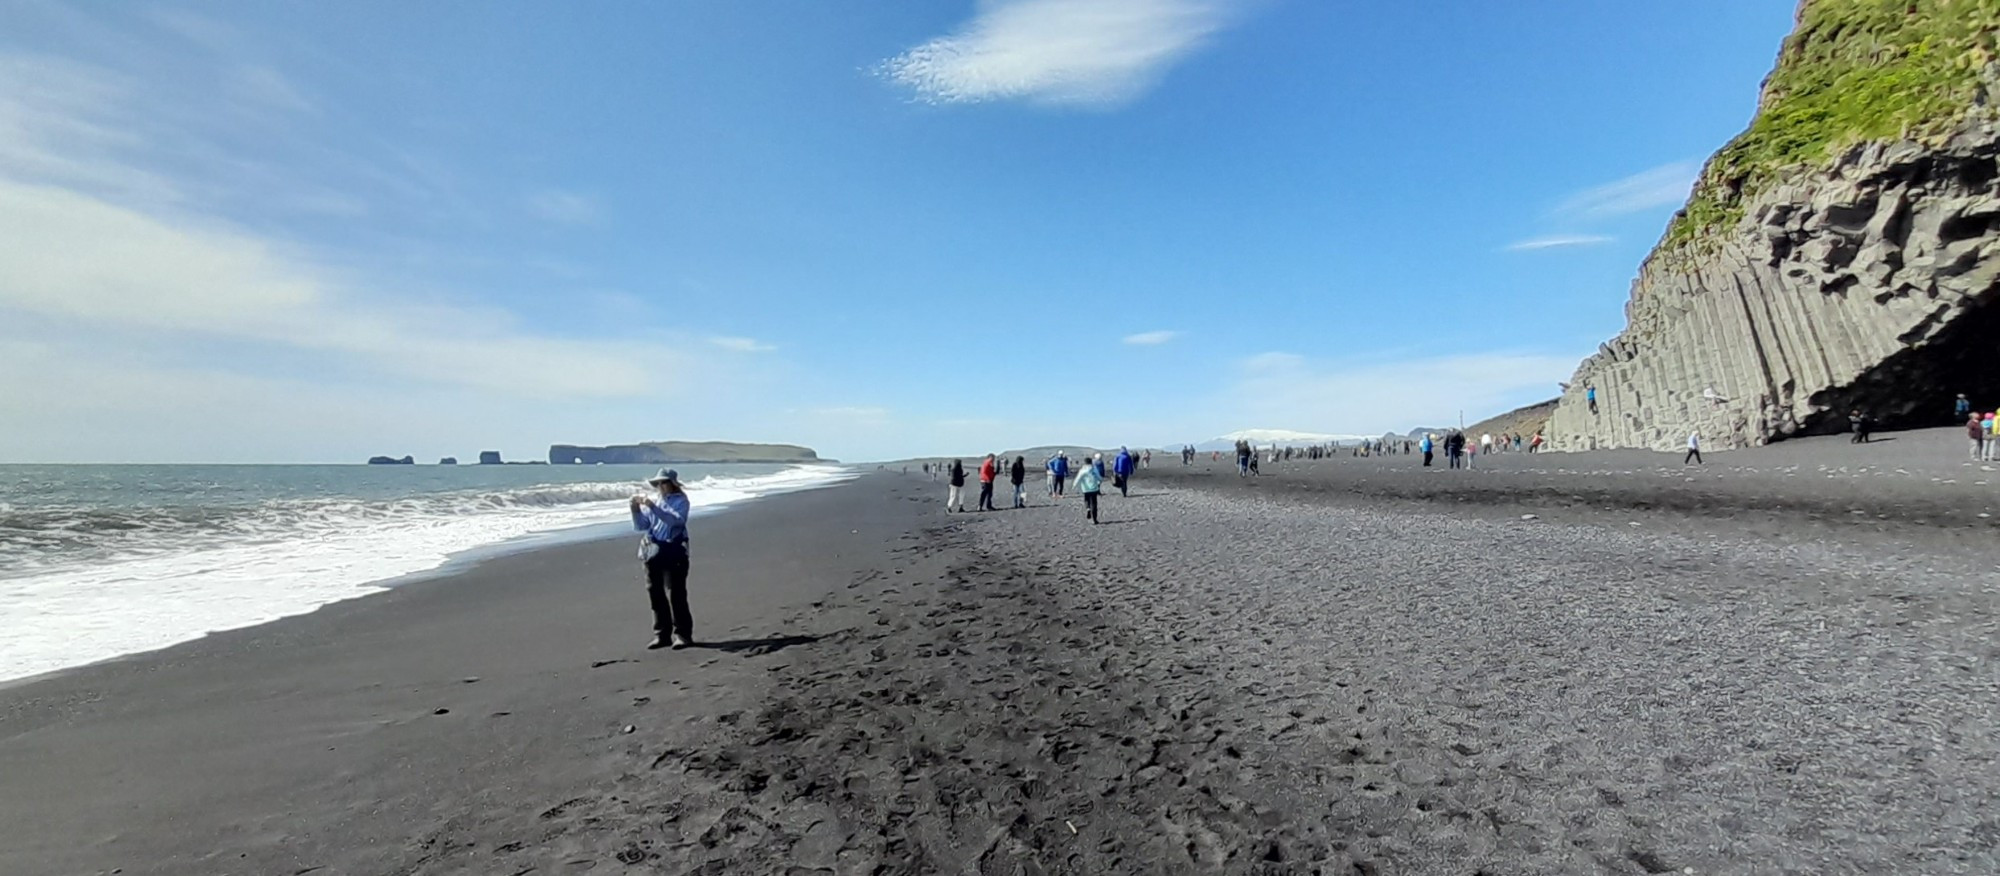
0, 0, 1799, 462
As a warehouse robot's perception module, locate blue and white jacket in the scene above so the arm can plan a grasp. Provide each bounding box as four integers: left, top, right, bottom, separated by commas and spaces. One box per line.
632, 493, 691, 545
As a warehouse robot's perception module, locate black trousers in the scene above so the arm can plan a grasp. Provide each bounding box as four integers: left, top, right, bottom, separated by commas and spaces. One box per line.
644, 543, 692, 639
1423, 451, 1433, 466
1114, 473, 1128, 496
1684, 449, 1702, 464
1083, 491, 1099, 522
978, 481, 995, 510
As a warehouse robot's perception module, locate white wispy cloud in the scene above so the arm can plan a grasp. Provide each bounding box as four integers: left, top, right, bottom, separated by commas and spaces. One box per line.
882, 0, 1235, 107
1122, 329, 1182, 345
230, 65, 314, 112
527, 188, 602, 225
0, 54, 179, 205
0, 17, 788, 463
1504, 234, 1613, 252
809, 405, 892, 421
709, 336, 777, 353
1556, 160, 1700, 219
148, 7, 243, 53
1242, 351, 1304, 371
0, 178, 666, 398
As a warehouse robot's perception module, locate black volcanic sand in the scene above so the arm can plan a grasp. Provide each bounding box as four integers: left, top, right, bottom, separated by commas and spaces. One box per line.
7, 459, 2000, 874
1160, 427, 2000, 552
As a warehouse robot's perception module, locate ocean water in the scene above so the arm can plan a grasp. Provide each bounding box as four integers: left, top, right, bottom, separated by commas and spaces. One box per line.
0, 462, 854, 682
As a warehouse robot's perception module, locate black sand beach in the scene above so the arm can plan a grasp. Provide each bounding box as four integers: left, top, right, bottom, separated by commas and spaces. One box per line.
6, 439, 2000, 874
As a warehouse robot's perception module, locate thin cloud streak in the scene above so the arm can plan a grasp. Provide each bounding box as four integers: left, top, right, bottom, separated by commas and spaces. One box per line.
710, 336, 777, 353
1504, 234, 1613, 252
1556, 160, 1699, 219
527, 188, 602, 225
1122, 329, 1182, 345
882, 0, 1235, 107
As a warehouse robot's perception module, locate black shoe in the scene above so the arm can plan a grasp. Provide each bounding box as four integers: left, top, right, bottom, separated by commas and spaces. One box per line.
647, 634, 669, 650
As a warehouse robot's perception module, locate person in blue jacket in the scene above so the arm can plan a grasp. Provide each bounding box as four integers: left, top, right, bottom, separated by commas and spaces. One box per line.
1112, 447, 1135, 497
630, 468, 694, 650
1420, 433, 1434, 467
1049, 451, 1070, 497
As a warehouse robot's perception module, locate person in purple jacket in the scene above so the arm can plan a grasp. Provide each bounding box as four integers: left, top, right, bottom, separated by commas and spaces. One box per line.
631, 468, 694, 650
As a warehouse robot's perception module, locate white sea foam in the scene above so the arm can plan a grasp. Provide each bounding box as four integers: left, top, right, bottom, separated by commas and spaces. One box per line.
0, 464, 853, 683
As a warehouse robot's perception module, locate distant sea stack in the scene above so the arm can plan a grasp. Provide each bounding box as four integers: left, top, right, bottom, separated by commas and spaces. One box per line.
367, 455, 415, 465
477, 451, 503, 465
1547, 0, 2000, 451
549, 441, 822, 465
438, 457, 458, 465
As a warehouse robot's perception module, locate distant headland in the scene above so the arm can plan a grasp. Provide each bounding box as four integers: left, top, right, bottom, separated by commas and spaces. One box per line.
549, 441, 822, 465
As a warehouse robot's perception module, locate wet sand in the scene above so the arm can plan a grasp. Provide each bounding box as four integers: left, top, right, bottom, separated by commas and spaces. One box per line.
5, 443, 1999, 874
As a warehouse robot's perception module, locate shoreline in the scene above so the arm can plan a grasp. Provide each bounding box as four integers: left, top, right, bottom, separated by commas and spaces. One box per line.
0, 474, 904, 876
0, 462, 852, 688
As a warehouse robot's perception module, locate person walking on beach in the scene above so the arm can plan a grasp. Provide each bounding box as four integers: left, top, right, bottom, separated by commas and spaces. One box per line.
977, 454, 997, 511
1074, 457, 1104, 524
1420, 433, 1434, 467
1956, 393, 1972, 425
1970, 413, 1987, 460
1235, 439, 1252, 477
946, 459, 966, 512
631, 468, 694, 650
1009, 455, 1027, 508
1051, 451, 1070, 497
1113, 446, 1135, 497
1685, 430, 1703, 465
1985, 413, 1998, 462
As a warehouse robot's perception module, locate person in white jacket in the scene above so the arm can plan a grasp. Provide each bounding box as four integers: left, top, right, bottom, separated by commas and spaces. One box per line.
1684, 431, 1703, 465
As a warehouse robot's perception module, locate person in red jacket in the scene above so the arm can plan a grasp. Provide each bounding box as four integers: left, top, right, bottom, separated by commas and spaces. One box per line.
977, 453, 998, 511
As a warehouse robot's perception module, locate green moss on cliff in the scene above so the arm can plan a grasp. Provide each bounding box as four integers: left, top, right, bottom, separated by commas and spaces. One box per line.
1663, 0, 2000, 251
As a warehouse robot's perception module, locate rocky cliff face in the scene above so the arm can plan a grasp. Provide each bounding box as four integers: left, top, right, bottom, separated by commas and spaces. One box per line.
1547, 2, 2000, 451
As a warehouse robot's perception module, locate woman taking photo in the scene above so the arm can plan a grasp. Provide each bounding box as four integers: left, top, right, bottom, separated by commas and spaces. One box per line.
631, 468, 694, 650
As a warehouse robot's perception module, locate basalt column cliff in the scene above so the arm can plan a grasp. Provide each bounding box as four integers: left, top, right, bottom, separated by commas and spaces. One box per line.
1547, 0, 2000, 451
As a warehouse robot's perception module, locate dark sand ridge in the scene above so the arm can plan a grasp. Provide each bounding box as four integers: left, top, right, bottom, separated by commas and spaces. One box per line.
6, 446, 1999, 873
1169, 426, 2000, 553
